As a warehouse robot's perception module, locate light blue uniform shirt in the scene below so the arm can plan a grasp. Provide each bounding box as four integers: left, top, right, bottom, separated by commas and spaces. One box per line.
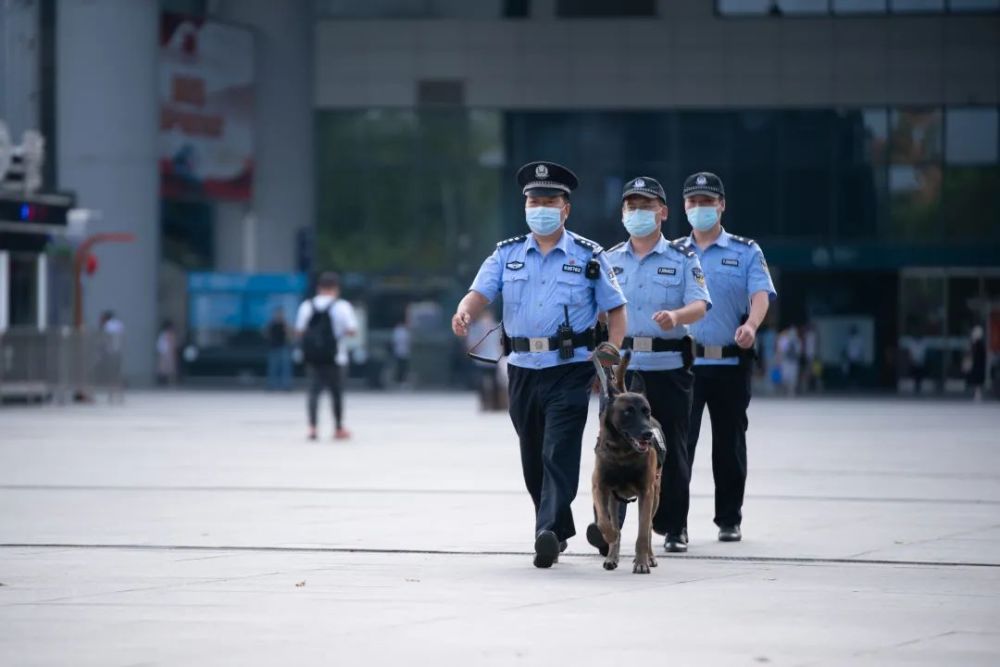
605, 235, 712, 371
684, 228, 777, 366
470, 229, 627, 370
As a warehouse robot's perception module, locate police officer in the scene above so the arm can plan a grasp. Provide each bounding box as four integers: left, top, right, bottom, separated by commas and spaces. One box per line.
451, 161, 627, 568
679, 172, 776, 542
584, 176, 711, 556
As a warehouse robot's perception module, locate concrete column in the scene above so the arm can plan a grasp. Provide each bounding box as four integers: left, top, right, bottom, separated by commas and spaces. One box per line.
0, 0, 41, 136
56, 0, 159, 383
215, 0, 314, 273
0, 251, 9, 332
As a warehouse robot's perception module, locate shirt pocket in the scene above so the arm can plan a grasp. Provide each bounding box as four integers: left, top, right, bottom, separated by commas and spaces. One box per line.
501, 271, 529, 305
715, 257, 745, 285
556, 272, 590, 305
652, 265, 683, 308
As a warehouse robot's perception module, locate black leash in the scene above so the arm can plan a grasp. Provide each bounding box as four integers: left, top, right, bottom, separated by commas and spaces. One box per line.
466, 321, 504, 365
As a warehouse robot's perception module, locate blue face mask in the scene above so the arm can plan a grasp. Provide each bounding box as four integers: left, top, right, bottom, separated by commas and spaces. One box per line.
687, 206, 719, 232
623, 209, 658, 238
525, 206, 563, 236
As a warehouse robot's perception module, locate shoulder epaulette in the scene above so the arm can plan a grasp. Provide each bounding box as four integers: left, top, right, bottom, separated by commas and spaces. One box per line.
607, 241, 627, 253
497, 235, 527, 248
730, 234, 756, 246
570, 233, 603, 256
669, 239, 696, 258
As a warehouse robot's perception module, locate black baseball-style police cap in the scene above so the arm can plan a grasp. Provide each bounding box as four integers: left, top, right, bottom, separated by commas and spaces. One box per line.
621, 176, 666, 203
517, 161, 578, 198
683, 171, 725, 199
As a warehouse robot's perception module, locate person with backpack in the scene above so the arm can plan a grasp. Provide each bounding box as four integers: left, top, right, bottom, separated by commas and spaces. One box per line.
295, 272, 358, 441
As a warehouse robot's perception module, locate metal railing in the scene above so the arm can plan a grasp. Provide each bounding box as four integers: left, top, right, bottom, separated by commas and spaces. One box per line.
0, 327, 124, 402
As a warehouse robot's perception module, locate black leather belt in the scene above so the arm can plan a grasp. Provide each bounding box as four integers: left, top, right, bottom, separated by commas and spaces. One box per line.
695, 343, 743, 360
623, 336, 689, 353
508, 329, 596, 353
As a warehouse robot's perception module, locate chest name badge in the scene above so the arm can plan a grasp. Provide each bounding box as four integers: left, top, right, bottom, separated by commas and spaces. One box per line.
505, 261, 524, 271
562, 264, 583, 274
657, 267, 676, 276
722, 258, 740, 267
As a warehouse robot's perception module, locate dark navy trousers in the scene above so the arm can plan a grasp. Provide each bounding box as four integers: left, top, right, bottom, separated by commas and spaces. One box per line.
507, 361, 595, 542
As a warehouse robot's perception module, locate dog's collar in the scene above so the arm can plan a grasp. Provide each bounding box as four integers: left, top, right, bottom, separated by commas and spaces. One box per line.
613, 490, 638, 504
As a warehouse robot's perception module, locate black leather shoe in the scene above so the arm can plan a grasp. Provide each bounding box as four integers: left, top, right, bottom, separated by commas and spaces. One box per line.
718, 525, 742, 542
664, 528, 689, 553
533, 530, 560, 568
586, 523, 609, 557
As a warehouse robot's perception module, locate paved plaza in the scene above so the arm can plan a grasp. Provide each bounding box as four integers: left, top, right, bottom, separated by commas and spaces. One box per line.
1, 390, 998, 665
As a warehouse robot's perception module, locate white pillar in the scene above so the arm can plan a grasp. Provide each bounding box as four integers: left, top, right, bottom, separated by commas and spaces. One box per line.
36, 252, 47, 330
56, 0, 159, 383
0, 251, 9, 332
216, 0, 314, 272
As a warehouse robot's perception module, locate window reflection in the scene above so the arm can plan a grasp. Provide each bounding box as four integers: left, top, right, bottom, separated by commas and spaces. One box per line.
945, 108, 999, 165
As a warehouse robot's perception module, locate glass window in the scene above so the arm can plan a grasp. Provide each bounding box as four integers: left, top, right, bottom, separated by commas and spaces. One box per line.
948, 0, 1000, 11
834, 0, 887, 12
778, 0, 830, 13
316, 0, 507, 18
837, 166, 885, 239
835, 109, 889, 165
717, 0, 771, 14
890, 108, 943, 164
945, 108, 999, 165
782, 168, 833, 238
942, 166, 1000, 240
890, 0, 944, 10
781, 110, 834, 166
889, 164, 942, 240
729, 168, 779, 238
557, 0, 656, 17
678, 111, 732, 178
734, 111, 778, 167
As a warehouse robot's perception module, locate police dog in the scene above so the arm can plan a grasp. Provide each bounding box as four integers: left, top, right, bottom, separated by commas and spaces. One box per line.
592, 350, 663, 574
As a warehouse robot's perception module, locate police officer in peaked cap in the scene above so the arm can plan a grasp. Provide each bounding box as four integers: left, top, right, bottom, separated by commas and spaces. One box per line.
677, 171, 776, 543
586, 176, 711, 557
451, 161, 628, 568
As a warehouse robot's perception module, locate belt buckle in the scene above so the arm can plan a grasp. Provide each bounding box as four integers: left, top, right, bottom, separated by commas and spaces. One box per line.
528, 337, 550, 352
703, 345, 723, 360
632, 337, 653, 353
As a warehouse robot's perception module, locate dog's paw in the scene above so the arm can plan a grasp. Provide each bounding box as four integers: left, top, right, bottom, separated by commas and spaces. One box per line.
632, 559, 651, 574
648, 555, 658, 568
603, 558, 618, 571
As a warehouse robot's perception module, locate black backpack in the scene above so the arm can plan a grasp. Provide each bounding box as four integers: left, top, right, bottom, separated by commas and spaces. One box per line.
301, 300, 338, 365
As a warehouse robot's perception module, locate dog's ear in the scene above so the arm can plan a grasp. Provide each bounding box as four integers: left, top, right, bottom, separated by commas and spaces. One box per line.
614, 350, 630, 393
627, 371, 646, 395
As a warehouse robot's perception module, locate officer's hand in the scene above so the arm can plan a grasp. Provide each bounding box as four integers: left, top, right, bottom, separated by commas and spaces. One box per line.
735, 322, 757, 349
452, 311, 472, 336
652, 310, 678, 331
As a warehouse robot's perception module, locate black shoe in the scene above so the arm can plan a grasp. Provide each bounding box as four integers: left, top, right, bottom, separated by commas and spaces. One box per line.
586, 523, 609, 557
533, 530, 560, 568
664, 528, 689, 553
718, 525, 742, 542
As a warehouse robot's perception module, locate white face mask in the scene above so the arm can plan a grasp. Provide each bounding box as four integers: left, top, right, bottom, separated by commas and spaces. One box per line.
525, 206, 563, 235
686, 206, 719, 231
623, 209, 658, 237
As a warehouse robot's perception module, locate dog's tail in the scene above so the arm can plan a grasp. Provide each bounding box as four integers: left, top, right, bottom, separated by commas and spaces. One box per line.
614, 349, 631, 393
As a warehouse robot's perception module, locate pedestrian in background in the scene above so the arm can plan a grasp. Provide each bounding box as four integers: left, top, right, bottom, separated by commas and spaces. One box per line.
265, 307, 292, 391
296, 272, 358, 441
99, 310, 126, 402
965, 325, 987, 402
392, 317, 411, 386
155, 320, 177, 387
775, 324, 801, 397
801, 322, 822, 393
